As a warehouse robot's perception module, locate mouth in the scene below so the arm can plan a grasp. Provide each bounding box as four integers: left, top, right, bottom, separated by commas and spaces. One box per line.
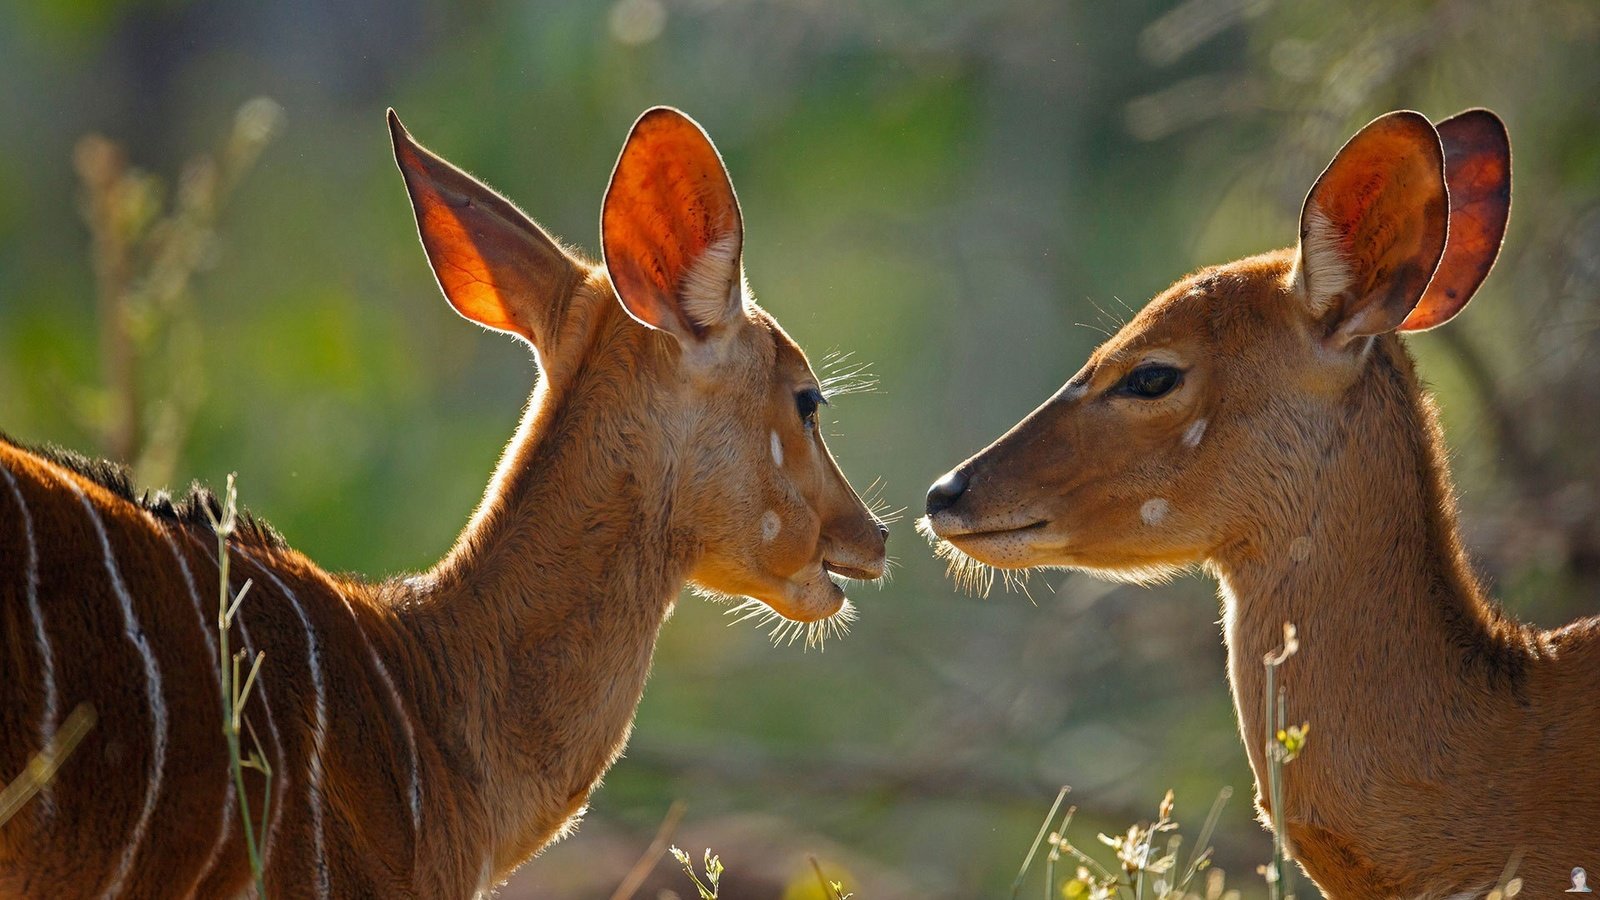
823, 558, 883, 581
714, 550, 884, 651
916, 515, 1054, 596
928, 519, 1049, 543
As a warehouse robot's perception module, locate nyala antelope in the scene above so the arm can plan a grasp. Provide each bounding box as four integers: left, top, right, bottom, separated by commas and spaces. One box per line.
925, 109, 1600, 897
0, 107, 886, 898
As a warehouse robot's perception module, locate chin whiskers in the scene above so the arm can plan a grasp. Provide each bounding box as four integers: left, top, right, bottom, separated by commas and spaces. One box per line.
723, 597, 856, 651
1001, 567, 1036, 605
914, 515, 1038, 599
808, 599, 856, 650
916, 516, 997, 597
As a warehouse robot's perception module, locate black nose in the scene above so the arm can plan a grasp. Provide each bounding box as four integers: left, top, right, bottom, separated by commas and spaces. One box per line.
925, 468, 970, 517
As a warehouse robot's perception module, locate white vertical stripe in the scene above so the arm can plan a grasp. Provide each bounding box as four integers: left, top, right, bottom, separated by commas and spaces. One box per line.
161, 528, 232, 899
241, 552, 330, 900
328, 584, 422, 851
52, 474, 167, 900
0, 463, 58, 813
375, 635, 423, 854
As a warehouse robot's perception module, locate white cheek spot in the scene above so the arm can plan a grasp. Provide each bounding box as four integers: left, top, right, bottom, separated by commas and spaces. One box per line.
1140, 498, 1170, 526
1182, 418, 1208, 448
770, 430, 783, 467
761, 510, 781, 543
1289, 536, 1312, 563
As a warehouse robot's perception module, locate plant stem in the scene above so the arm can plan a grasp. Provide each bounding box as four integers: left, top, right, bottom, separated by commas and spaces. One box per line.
210, 474, 268, 895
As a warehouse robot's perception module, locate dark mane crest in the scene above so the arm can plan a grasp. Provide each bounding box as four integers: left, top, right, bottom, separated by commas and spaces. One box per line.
1, 432, 286, 550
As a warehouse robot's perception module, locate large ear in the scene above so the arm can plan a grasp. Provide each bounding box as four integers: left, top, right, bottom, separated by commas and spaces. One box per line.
601, 107, 745, 342
1294, 111, 1449, 348
389, 110, 581, 348
1398, 109, 1511, 332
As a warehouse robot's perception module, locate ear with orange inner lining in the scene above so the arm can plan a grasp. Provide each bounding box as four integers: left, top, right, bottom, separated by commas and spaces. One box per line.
1398, 109, 1511, 332
601, 107, 745, 343
389, 109, 581, 350
1295, 110, 1449, 348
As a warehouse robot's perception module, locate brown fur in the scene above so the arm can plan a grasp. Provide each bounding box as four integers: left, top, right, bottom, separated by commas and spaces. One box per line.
0, 108, 885, 898
925, 110, 1598, 897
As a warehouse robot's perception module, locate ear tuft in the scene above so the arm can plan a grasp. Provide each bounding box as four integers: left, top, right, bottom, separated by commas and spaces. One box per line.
601, 107, 745, 342
1299, 204, 1354, 316
678, 232, 745, 329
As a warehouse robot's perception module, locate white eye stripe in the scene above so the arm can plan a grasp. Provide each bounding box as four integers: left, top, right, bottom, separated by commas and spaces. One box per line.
770, 431, 783, 467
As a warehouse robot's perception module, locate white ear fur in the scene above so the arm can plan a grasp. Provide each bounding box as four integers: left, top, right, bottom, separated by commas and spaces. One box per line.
1295, 203, 1353, 316
677, 232, 746, 330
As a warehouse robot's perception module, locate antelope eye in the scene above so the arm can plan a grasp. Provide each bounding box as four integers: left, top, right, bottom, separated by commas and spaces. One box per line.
1121, 365, 1183, 399
795, 387, 825, 426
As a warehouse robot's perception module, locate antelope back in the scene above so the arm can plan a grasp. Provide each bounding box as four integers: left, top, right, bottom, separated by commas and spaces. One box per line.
0, 438, 430, 897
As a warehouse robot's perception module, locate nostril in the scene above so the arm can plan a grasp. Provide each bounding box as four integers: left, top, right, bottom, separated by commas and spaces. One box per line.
925, 468, 970, 517
876, 522, 890, 540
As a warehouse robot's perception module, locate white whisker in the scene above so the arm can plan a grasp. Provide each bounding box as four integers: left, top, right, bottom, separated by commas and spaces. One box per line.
916, 516, 1000, 597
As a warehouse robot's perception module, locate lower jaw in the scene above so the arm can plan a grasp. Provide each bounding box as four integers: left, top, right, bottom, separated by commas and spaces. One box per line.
783, 567, 847, 621
732, 563, 846, 624
939, 533, 1058, 570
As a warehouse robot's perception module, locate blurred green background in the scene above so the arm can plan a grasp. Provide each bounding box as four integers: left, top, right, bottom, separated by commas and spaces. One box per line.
2, 0, 1598, 896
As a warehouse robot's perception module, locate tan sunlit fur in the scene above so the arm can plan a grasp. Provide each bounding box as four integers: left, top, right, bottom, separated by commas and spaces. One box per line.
0, 108, 885, 898
924, 110, 1596, 897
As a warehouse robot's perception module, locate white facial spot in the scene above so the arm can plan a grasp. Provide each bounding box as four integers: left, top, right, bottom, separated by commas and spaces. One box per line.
1182, 418, 1208, 448
1140, 498, 1170, 526
770, 430, 783, 467
1064, 383, 1088, 402
1290, 536, 1312, 563
761, 510, 781, 543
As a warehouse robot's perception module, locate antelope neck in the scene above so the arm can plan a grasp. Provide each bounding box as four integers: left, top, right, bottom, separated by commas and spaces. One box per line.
397, 300, 695, 870
1209, 336, 1523, 827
